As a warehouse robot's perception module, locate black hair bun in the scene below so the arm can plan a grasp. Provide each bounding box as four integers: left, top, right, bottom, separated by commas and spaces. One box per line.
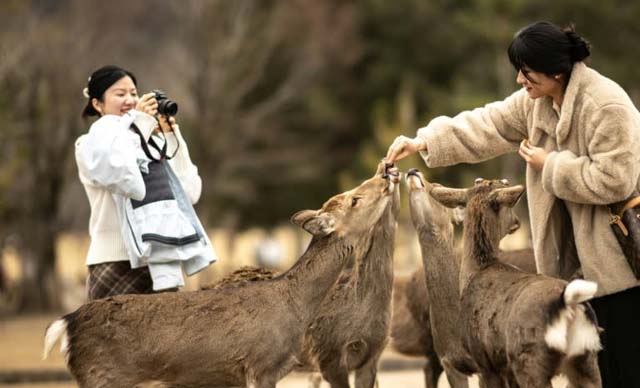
564, 28, 591, 62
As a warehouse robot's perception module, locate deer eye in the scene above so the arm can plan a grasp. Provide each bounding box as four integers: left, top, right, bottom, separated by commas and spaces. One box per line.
351, 197, 360, 207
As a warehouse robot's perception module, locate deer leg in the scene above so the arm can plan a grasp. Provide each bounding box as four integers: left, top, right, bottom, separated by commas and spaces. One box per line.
562, 353, 602, 388
510, 365, 553, 388
250, 380, 276, 388
308, 372, 324, 388
440, 358, 469, 388
511, 374, 552, 388
477, 372, 508, 388
321, 362, 350, 388
423, 351, 443, 388
354, 354, 381, 388
509, 348, 557, 388
503, 370, 520, 388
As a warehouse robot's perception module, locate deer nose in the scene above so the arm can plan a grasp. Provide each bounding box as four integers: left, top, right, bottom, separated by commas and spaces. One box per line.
407, 168, 419, 177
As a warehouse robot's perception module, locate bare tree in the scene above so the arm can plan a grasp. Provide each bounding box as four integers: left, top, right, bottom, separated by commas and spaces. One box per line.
172, 0, 362, 227
0, 0, 362, 311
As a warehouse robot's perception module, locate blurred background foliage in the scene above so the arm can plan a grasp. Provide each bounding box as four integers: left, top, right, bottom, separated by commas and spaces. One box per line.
0, 0, 638, 311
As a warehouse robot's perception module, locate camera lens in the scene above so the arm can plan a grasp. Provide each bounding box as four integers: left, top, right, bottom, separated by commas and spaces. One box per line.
158, 99, 178, 116
152, 89, 179, 116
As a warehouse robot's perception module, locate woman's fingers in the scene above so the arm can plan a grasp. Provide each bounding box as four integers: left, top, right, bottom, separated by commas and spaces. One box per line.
518, 139, 532, 163
518, 147, 531, 161
136, 93, 158, 116
518, 140, 530, 160
386, 141, 404, 163
519, 139, 534, 155
386, 136, 417, 163
156, 114, 176, 133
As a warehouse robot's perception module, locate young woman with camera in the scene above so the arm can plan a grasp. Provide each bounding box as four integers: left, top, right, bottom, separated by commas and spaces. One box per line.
385, 21, 640, 388
76, 65, 204, 300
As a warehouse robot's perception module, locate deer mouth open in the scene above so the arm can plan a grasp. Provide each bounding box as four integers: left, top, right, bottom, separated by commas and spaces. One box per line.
405, 168, 424, 190
383, 164, 400, 192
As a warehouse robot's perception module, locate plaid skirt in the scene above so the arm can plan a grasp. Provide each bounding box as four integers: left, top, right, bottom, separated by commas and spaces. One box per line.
87, 261, 154, 301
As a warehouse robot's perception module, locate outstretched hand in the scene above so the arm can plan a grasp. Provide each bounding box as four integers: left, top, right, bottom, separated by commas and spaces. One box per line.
385, 135, 427, 164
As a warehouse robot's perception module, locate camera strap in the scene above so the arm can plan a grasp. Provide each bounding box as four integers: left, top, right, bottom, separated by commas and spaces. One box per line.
131, 123, 167, 161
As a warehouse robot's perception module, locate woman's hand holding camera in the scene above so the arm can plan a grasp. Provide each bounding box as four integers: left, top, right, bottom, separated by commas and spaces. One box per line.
157, 115, 177, 133
136, 93, 158, 116
135, 93, 178, 133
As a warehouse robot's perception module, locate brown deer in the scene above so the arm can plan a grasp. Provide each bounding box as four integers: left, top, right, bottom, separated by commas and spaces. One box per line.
296, 162, 399, 388
406, 169, 486, 388
389, 247, 535, 388
202, 166, 400, 388
429, 177, 601, 388
43, 162, 399, 388
201, 266, 276, 290
404, 169, 537, 388
389, 267, 442, 388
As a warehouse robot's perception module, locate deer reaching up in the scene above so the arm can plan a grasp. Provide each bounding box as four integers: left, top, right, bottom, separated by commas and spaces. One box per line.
406, 169, 483, 388
43, 162, 399, 388
202, 162, 401, 388
430, 178, 601, 388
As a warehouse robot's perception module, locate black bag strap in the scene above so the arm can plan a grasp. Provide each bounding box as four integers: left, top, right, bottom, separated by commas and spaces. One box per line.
130, 123, 180, 161
148, 133, 168, 159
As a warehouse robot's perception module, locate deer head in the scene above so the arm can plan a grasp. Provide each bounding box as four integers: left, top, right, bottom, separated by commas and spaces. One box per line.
406, 168, 462, 236
291, 161, 400, 240
429, 178, 524, 245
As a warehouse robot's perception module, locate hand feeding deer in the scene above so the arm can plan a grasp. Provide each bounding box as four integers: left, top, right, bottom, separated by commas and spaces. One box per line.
43, 162, 399, 388
429, 177, 602, 388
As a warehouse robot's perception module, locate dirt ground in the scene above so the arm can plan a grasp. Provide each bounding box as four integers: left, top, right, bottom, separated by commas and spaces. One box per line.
0, 315, 569, 388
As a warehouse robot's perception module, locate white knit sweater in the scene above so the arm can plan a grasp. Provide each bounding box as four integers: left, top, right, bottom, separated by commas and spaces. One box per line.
75, 110, 202, 266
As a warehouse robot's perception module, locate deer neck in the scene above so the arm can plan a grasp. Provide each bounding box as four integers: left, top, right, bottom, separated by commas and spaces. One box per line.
353, 215, 395, 300
281, 236, 351, 323
460, 210, 500, 293
417, 209, 458, 285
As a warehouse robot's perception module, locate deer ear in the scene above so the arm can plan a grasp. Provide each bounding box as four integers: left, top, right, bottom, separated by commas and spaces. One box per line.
495, 185, 525, 208
430, 187, 468, 208
291, 210, 336, 236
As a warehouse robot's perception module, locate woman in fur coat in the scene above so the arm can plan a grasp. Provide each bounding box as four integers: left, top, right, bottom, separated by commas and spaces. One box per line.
386, 21, 640, 388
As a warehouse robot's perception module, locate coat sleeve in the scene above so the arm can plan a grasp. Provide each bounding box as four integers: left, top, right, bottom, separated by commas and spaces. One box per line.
542, 103, 640, 204
75, 111, 157, 200
166, 125, 202, 204
416, 89, 530, 168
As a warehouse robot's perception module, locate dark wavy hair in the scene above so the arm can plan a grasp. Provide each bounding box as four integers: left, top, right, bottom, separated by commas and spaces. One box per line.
508, 22, 591, 79
82, 65, 137, 118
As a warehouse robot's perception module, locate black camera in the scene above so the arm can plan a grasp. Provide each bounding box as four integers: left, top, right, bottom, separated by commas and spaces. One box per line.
152, 89, 178, 116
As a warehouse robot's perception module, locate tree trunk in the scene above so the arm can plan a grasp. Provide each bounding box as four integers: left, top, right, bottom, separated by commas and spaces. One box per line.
15, 220, 61, 312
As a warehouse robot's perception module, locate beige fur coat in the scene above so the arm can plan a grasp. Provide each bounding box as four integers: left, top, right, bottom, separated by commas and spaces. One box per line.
417, 62, 640, 296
